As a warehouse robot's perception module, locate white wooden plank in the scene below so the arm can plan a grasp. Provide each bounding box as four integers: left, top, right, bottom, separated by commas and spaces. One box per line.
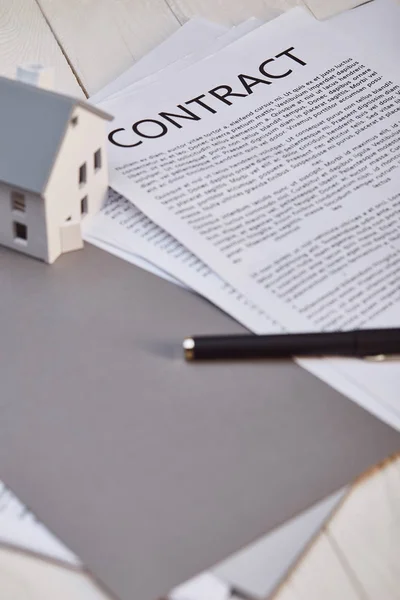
272, 583, 300, 600
327, 468, 400, 600
382, 455, 400, 508
37, 0, 181, 95
91, 17, 228, 103
165, 0, 304, 26
0, 0, 82, 97
0, 545, 109, 599
303, 0, 370, 20
283, 533, 361, 600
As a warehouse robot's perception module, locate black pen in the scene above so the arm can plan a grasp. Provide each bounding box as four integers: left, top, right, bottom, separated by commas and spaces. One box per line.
183, 328, 400, 361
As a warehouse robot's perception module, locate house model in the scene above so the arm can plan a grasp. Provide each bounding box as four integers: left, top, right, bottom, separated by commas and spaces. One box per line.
0, 74, 113, 263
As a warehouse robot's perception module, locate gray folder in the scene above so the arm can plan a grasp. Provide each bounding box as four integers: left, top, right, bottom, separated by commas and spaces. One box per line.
0, 243, 398, 600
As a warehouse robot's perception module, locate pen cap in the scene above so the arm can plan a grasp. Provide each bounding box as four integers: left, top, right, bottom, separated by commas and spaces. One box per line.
357, 328, 400, 357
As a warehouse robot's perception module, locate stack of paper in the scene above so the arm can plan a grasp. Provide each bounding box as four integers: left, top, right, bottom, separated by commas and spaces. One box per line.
83, 0, 400, 434
1, 451, 397, 600
0, 475, 352, 600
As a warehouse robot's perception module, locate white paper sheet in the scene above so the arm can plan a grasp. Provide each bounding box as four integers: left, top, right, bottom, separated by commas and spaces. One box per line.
170, 572, 230, 600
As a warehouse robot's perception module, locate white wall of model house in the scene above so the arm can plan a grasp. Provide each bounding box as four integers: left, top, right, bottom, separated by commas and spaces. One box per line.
0, 184, 47, 261
44, 105, 109, 263
0, 105, 109, 264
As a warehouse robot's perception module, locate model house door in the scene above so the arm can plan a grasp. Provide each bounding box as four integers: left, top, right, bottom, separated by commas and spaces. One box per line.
60, 221, 84, 254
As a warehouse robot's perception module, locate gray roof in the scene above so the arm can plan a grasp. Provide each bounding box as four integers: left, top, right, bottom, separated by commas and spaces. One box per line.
0, 76, 112, 195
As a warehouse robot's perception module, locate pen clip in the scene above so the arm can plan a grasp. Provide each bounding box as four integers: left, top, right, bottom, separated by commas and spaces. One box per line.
363, 354, 400, 362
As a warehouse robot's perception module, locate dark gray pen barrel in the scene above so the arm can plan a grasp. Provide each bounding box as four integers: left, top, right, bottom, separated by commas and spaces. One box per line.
189, 331, 354, 360
357, 328, 400, 356
189, 329, 400, 360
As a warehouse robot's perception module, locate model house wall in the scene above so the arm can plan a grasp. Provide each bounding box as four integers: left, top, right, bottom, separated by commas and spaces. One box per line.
0, 183, 48, 261
0, 73, 112, 264
44, 105, 109, 263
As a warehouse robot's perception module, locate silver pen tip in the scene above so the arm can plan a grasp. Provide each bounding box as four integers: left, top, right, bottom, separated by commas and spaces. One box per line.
183, 338, 195, 360
183, 338, 195, 350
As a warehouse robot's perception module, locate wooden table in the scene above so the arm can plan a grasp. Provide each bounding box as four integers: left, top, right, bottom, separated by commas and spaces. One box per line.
0, 2, 399, 600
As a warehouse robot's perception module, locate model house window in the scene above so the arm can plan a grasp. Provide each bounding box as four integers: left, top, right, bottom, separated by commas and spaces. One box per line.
71, 116, 78, 127
94, 148, 102, 171
13, 222, 27, 242
11, 191, 26, 212
79, 163, 87, 185
81, 196, 88, 216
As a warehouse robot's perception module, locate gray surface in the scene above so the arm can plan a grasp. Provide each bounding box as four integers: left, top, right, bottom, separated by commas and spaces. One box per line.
0, 242, 399, 600
0, 76, 111, 193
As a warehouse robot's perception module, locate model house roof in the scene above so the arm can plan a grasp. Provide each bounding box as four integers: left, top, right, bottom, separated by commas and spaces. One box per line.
0, 76, 112, 195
